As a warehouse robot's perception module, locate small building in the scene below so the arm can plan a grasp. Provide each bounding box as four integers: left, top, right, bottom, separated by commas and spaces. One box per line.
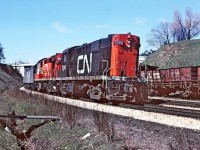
12, 64, 34, 77
139, 55, 147, 64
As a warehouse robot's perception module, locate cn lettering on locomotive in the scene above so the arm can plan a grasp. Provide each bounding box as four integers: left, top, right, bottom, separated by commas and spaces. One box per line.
77, 53, 92, 74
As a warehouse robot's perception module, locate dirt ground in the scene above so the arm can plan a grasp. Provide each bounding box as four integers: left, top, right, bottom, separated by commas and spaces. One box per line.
0, 89, 200, 150
0, 63, 22, 93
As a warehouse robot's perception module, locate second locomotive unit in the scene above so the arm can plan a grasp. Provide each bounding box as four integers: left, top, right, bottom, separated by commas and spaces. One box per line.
24, 33, 148, 104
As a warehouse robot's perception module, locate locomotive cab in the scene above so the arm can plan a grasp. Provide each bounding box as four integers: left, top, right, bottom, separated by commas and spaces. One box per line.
110, 33, 140, 77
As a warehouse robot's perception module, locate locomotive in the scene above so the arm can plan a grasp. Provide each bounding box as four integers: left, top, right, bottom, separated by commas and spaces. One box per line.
140, 65, 200, 99
24, 33, 148, 104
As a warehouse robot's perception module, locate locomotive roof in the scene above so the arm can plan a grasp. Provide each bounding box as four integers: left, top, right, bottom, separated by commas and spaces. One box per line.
62, 46, 80, 54
62, 33, 138, 55
35, 58, 46, 64
62, 35, 113, 54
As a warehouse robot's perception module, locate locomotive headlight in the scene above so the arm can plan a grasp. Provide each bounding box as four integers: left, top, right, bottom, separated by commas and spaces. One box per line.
126, 39, 131, 48
127, 33, 132, 48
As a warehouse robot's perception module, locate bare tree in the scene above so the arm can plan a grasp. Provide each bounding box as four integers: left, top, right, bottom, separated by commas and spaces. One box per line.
148, 8, 200, 48
171, 10, 185, 42
147, 22, 172, 48
0, 43, 5, 63
185, 9, 200, 39
171, 9, 200, 42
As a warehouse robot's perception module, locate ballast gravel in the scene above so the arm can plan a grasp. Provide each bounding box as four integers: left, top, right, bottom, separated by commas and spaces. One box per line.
21, 87, 200, 131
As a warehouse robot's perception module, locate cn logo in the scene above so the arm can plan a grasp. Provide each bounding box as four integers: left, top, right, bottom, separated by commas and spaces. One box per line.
77, 53, 92, 74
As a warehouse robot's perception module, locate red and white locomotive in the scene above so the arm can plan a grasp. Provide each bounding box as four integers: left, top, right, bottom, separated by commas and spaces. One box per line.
24, 33, 148, 104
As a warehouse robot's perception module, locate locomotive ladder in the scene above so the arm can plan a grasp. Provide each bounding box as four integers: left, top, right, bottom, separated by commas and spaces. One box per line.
191, 67, 198, 81
198, 81, 200, 94
191, 67, 200, 94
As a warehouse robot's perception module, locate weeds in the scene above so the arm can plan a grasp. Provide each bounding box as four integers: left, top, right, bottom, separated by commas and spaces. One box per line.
59, 104, 79, 129
168, 131, 193, 150
92, 111, 116, 142
3, 88, 80, 129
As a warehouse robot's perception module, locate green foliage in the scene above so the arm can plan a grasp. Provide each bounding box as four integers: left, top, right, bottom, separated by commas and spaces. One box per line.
0, 43, 5, 63
141, 49, 156, 56
0, 130, 18, 150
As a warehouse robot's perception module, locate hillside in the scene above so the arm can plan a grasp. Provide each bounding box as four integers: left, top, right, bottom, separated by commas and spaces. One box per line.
0, 63, 22, 92
142, 39, 200, 69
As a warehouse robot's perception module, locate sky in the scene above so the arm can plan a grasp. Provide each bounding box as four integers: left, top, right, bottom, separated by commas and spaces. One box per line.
0, 0, 200, 64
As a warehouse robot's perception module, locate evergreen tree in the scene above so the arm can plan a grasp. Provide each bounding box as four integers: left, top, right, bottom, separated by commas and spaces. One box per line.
0, 43, 5, 63
141, 49, 156, 56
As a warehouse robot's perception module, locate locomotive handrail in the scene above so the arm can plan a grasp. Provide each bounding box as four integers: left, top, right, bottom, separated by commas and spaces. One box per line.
105, 61, 120, 88
102, 60, 108, 87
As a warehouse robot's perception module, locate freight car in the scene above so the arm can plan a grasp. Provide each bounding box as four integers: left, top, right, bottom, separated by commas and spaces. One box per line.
140, 65, 200, 99
24, 33, 148, 104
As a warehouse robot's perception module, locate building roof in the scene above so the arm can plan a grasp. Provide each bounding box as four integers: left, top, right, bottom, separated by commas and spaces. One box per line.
142, 39, 200, 69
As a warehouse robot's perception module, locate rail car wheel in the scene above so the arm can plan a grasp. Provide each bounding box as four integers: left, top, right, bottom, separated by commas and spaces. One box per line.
47, 83, 52, 94
181, 87, 193, 99
147, 84, 156, 96
133, 83, 148, 104
99, 98, 108, 103
72, 93, 80, 99
99, 91, 107, 103
112, 100, 119, 106
31, 84, 37, 91
60, 83, 67, 96
88, 85, 104, 101
56, 83, 61, 95
141, 85, 148, 100
37, 82, 42, 92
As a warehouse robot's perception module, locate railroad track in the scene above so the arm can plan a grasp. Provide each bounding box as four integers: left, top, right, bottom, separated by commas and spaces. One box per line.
113, 101, 200, 119
81, 98, 200, 119
143, 105, 200, 119
21, 87, 200, 119
148, 96, 200, 107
